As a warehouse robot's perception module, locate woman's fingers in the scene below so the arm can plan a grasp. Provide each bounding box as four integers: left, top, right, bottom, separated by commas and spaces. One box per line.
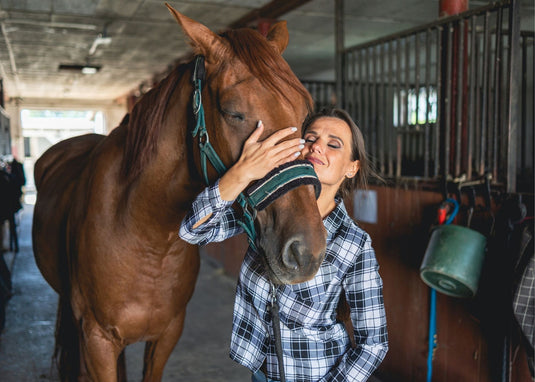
274, 145, 303, 166
269, 137, 304, 154
246, 121, 299, 150
262, 125, 298, 146
243, 123, 300, 157
244, 120, 265, 145
236, 122, 305, 181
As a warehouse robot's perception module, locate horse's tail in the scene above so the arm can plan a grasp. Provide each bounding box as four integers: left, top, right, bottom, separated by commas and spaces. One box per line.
54, 294, 81, 381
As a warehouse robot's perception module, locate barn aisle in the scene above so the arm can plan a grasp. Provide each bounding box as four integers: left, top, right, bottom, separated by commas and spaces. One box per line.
0, 202, 250, 381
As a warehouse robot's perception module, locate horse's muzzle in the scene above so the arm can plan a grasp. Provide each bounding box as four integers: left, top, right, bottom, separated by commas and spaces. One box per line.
256, 185, 327, 285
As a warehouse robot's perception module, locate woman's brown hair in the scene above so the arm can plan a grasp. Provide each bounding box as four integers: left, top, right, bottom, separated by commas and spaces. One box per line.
302, 107, 379, 198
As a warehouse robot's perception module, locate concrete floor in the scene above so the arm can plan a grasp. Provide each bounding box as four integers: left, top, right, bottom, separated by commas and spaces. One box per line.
0, 203, 251, 381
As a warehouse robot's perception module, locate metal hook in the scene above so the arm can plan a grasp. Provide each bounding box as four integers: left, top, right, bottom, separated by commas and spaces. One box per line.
466, 187, 476, 228
270, 281, 277, 306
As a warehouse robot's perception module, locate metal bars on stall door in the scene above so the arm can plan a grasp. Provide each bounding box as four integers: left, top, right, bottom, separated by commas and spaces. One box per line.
315, 0, 527, 192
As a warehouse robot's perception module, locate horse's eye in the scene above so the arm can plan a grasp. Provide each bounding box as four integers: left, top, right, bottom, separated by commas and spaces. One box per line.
231, 113, 245, 121
222, 110, 245, 124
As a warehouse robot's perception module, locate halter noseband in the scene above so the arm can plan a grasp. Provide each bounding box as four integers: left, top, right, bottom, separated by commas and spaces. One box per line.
191, 55, 321, 251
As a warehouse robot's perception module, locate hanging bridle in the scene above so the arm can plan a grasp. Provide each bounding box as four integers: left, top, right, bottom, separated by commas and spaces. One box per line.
191, 55, 320, 382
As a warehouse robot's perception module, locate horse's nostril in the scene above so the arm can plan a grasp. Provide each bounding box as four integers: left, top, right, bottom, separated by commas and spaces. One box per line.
282, 241, 302, 270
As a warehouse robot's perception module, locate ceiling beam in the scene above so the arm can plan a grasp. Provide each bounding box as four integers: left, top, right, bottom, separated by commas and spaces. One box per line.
229, 0, 313, 29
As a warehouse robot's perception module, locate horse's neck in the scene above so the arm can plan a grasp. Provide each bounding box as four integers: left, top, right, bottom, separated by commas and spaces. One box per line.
129, 82, 204, 225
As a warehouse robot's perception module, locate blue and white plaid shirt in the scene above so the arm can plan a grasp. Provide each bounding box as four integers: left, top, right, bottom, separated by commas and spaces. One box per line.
179, 181, 388, 382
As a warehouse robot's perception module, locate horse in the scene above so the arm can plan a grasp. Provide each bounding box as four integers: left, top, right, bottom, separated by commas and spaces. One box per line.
31, 4, 326, 381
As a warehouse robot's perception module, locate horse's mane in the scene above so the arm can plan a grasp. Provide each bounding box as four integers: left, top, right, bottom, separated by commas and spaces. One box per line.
120, 64, 185, 181
222, 28, 313, 110
121, 28, 313, 182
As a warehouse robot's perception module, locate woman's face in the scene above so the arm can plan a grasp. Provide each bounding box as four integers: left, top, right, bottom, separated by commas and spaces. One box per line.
302, 116, 360, 192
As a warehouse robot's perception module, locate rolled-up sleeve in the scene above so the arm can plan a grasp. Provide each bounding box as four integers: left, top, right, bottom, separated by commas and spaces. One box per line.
179, 180, 243, 245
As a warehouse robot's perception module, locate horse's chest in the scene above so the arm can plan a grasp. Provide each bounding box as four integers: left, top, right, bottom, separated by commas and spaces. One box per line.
76, 245, 200, 341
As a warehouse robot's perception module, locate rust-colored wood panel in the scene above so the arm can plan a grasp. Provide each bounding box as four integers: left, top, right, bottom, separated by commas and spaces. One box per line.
356, 185, 443, 381
432, 293, 491, 381
354, 185, 532, 382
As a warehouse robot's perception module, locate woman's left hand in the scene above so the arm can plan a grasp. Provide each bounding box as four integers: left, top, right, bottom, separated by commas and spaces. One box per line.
219, 121, 304, 201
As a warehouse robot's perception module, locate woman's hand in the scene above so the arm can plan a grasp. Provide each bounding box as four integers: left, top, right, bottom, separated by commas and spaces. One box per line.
219, 121, 304, 201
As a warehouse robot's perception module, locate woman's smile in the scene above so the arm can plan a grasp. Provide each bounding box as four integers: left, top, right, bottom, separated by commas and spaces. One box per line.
305, 155, 324, 166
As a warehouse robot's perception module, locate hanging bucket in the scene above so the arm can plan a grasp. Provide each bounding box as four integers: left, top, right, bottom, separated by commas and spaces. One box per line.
420, 224, 486, 298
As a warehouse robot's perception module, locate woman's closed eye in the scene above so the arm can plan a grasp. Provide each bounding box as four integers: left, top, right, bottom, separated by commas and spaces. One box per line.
305, 136, 341, 149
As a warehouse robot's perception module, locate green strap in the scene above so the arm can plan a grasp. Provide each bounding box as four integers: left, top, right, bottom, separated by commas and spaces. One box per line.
245, 160, 320, 211
191, 67, 258, 249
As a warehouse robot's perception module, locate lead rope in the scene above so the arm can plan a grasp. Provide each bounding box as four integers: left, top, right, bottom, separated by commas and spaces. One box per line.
269, 282, 286, 382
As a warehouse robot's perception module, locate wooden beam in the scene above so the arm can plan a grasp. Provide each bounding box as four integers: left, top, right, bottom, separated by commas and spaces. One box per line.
229, 0, 313, 29
335, 0, 344, 108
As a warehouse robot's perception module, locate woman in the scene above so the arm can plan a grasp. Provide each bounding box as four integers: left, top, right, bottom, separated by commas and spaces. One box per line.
180, 108, 388, 382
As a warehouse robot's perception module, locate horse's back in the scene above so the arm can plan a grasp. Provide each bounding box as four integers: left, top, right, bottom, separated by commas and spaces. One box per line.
34, 134, 104, 191
32, 133, 105, 293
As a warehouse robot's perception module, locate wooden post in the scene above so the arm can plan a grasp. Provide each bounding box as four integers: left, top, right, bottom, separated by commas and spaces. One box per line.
335, 0, 345, 108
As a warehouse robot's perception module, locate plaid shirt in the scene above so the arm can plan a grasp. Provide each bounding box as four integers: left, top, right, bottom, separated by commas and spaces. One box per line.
179, 181, 388, 382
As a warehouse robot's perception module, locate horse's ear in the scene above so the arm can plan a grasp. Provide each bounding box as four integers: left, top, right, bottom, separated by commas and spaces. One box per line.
266, 21, 289, 54
165, 3, 226, 63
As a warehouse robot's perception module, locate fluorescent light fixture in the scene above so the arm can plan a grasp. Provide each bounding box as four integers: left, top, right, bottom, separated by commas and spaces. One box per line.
81, 66, 98, 75
58, 64, 101, 74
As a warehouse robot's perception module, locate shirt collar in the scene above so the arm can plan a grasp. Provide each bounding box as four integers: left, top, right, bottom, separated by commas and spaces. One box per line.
323, 197, 348, 239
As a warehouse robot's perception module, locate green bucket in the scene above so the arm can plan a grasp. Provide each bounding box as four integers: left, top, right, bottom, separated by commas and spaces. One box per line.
420, 224, 487, 298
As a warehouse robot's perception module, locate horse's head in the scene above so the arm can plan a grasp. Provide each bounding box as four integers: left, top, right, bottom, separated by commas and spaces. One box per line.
167, 4, 326, 285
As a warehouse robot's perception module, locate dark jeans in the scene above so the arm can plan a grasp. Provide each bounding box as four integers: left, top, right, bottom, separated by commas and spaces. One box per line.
251, 370, 279, 382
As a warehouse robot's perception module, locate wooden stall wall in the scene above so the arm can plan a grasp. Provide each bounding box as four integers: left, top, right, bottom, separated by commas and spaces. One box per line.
360, 185, 533, 382
358, 185, 489, 381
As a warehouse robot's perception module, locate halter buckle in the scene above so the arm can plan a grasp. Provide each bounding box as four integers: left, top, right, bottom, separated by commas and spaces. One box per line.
193, 86, 202, 116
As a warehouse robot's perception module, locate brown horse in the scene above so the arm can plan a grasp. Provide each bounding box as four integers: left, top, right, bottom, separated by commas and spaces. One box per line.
31, 4, 326, 382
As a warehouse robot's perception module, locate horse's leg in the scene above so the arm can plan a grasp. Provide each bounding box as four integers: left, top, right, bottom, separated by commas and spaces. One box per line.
142, 310, 187, 382
117, 350, 127, 382
80, 318, 124, 382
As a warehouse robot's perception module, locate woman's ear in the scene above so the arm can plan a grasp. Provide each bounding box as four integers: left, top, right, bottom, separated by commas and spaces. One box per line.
346, 160, 360, 178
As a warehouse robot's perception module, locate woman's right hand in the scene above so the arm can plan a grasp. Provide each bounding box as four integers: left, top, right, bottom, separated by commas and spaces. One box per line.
219, 121, 304, 201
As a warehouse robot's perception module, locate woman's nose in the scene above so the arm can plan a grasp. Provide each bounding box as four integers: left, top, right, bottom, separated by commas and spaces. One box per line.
311, 141, 323, 153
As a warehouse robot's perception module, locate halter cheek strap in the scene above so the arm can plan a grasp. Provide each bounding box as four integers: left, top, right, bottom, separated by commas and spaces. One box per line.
191, 56, 227, 184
